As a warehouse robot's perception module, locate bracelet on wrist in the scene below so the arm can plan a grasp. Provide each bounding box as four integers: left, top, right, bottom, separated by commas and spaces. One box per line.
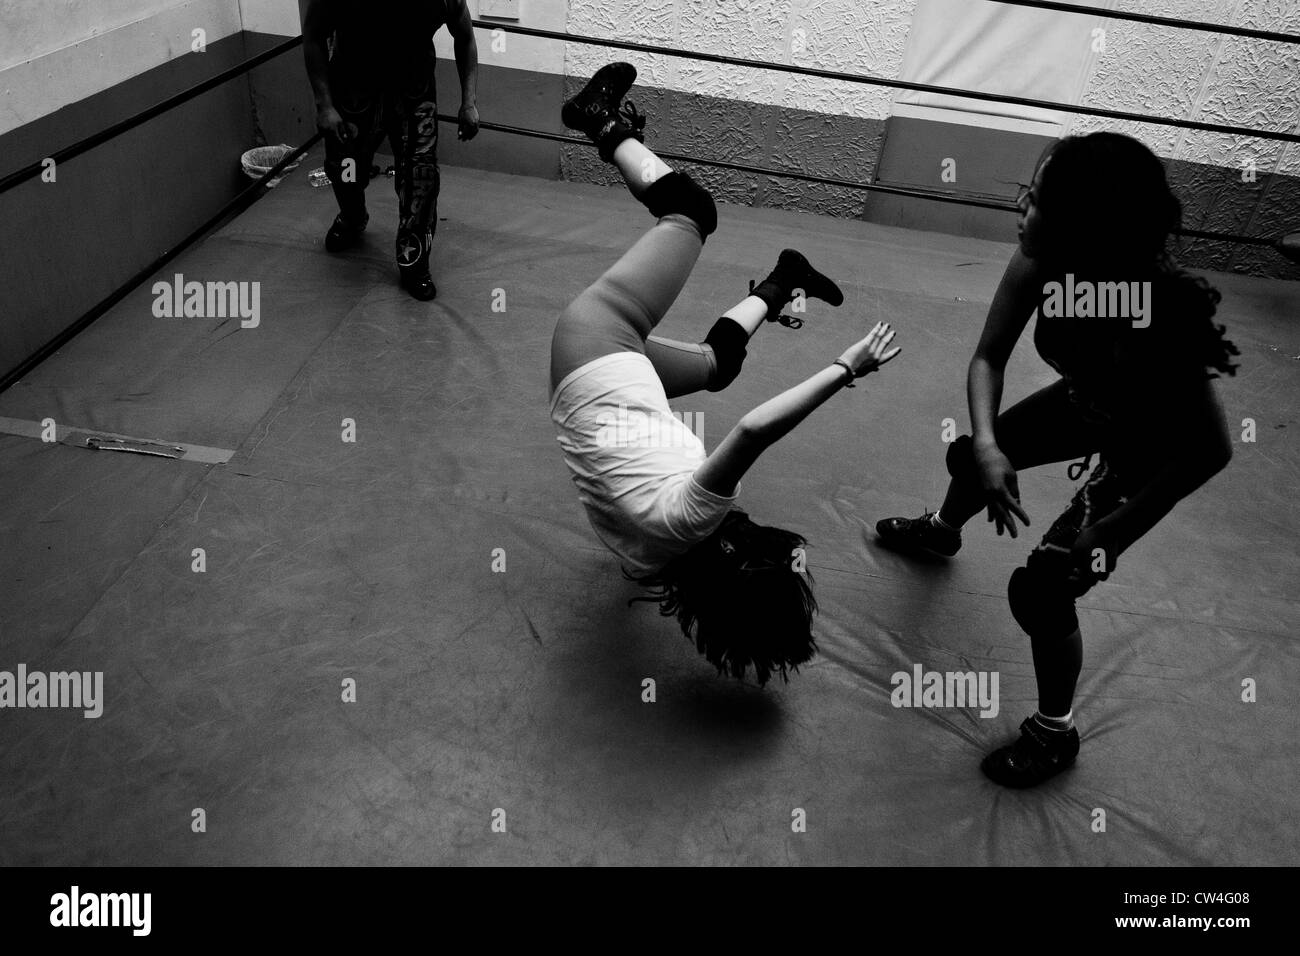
833, 359, 857, 388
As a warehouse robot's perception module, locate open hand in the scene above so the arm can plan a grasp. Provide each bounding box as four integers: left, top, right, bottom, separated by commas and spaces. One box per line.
837, 321, 901, 379
316, 106, 357, 144
974, 440, 1030, 537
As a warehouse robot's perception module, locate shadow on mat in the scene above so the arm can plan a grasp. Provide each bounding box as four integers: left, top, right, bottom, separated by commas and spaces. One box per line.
659, 671, 784, 745
545, 575, 788, 765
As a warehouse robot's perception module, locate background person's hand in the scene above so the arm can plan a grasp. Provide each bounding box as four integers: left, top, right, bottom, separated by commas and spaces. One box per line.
974, 440, 1030, 537
316, 106, 356, 144
458, 103, 480, 141
836, 321, 901, 379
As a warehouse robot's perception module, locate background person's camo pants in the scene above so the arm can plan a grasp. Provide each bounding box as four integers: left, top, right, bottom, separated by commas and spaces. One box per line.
323, 51, 441, 274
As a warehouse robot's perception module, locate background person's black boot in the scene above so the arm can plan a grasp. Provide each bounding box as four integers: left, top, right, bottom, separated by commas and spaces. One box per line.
399, 253, 437, 301
396, 228, 436, 301
325, 211, 368, 252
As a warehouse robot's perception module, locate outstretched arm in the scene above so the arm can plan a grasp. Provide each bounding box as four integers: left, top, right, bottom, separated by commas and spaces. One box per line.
694, 323, 900, 497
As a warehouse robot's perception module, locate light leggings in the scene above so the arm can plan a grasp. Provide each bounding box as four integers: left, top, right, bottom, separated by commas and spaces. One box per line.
549, 214, 728, 399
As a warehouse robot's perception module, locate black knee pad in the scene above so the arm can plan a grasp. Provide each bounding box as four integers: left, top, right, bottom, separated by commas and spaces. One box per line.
641, 172, 717, 239
945, 434, 979, 485
1008, 565, 1079, 639
703, 317, 748, 391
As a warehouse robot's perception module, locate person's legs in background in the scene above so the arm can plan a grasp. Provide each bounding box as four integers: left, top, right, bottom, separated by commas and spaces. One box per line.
322, 59, 383, 251
387, 53, 441, 300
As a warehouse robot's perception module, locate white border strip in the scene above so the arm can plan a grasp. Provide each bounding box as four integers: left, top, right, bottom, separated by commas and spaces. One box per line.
890, 102, 1062, 137
0, 416, 233, 464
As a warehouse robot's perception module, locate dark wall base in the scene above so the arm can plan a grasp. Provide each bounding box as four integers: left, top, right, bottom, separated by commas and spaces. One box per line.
862, 114, 1299, 280
0, 34, 262, 380
862, 114, 1051, 244
1165, 157, 1300, 280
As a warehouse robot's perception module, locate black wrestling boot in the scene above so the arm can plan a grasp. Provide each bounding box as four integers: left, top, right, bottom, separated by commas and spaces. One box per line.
396, 227, 436, 301
399, 256, 437, 301
562, 62, 646, 161
750, 249, 845, 325
875, 511, 962, 558
325, 211, 368, 252
981, 716, 1080, 788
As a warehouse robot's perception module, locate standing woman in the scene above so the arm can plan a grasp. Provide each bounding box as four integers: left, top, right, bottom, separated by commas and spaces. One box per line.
551, 63, 900, 685
876, 132, 1238, 787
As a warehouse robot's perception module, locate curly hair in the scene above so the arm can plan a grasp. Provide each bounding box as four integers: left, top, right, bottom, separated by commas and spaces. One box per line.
1146, 269, 1239, 379
1032, 132, 1239, 379
626, 510, 817, 686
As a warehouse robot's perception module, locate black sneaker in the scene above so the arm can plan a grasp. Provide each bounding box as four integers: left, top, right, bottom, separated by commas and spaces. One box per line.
772, 249, 845, 306
982, 717, 1080, 788
875, 511, 961, 558
325, 212, 368, 252
562, 62, 646, 161
751, 249, 844, 326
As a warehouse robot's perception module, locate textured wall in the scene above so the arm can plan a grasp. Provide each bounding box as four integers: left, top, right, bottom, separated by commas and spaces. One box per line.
562, 0, 915, 219
557, 0, 1298, 276
1071, 0, 1300, 277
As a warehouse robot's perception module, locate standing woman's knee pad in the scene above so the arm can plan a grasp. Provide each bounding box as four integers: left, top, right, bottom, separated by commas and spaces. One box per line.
703, 318, 748, 391
1007, 565, 1079, 639
641, 172, 717, 239
945, 434, 980, 485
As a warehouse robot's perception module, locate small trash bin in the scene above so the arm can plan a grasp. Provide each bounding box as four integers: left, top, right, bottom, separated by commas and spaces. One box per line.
240, 145, 302, 187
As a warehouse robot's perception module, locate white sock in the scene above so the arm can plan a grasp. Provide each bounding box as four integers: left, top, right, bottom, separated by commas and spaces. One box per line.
1034, 710, 1074, 731
931, 511, 957, 533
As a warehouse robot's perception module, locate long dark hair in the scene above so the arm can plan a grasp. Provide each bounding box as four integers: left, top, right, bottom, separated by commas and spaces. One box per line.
1032, 132, 1239, 378
626, 510, 817, 686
